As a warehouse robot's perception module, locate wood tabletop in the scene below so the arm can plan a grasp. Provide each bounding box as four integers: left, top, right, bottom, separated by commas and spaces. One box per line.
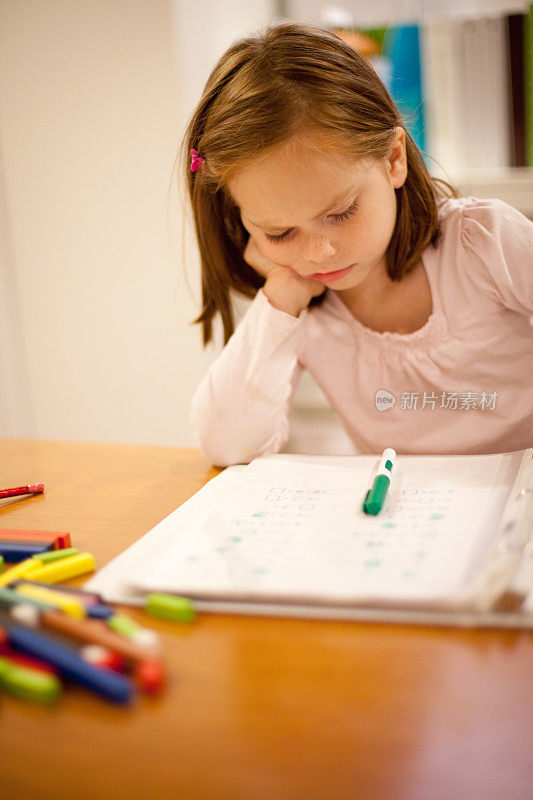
1, 438, 532, 800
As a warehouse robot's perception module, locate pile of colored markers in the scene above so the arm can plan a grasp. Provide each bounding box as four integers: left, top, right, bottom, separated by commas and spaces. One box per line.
0, 529, 194, 705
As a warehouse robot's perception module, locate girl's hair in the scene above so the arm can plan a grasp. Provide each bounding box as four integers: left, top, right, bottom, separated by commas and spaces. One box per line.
181, 21, 459, 345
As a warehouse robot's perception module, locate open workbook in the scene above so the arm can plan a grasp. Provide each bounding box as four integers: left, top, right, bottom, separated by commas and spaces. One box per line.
86, 449, 533, 627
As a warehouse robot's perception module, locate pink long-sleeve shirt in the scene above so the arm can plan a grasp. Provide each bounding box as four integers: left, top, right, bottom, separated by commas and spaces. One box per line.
190, 196, 533, 466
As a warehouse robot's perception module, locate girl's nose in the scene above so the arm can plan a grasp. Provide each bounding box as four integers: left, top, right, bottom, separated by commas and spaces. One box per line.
303, 234, 337, 264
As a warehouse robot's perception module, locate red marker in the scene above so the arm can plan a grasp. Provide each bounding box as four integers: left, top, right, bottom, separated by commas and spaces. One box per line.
0, 484, 45, 500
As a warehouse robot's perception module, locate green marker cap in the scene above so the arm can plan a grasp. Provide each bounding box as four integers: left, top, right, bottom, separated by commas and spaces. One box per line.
108, 614, 141, 638
32, 547, 79, 564
146, 593, 195, 623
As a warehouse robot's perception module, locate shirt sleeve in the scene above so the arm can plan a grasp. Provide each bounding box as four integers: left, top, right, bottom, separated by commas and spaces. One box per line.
190, 289, 304, 467
460, 197, 533, 317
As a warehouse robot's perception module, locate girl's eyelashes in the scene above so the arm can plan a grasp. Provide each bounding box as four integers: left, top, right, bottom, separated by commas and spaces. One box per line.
264, 199, 359, 243
264, 228, 293, 243
331, 198, 359, 222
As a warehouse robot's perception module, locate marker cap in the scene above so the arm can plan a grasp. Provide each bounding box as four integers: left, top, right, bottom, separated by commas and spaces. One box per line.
145, 593, 195, 623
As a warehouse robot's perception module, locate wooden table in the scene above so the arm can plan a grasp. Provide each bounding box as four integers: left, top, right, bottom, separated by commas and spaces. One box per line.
1, 439, 532, 800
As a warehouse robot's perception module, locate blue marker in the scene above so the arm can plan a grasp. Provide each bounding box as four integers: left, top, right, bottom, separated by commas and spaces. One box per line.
0, 609, 133, 704
0, 542, 52, 561
363, 448, 396, 516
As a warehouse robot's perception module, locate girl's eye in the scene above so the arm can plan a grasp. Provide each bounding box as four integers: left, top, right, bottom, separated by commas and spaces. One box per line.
330, 199, 359, 222
264, 228, 292, 243
264, 199, 358, 243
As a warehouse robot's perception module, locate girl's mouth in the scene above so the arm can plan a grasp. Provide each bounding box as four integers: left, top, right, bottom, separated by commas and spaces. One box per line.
307, 265, 354, 283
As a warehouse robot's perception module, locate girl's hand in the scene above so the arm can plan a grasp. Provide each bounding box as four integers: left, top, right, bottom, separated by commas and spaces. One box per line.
243, 237, 325, 317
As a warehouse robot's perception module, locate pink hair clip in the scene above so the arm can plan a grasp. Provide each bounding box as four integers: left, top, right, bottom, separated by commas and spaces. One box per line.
190, 148, 205, 172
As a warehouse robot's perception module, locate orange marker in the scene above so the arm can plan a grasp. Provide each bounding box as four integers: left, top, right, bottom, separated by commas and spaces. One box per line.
39, 609, 161, 664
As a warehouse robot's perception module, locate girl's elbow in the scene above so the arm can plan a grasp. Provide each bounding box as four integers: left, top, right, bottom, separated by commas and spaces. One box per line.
189, 416, 253, 467
189, 403, 289, 467
197, 440, 255, 468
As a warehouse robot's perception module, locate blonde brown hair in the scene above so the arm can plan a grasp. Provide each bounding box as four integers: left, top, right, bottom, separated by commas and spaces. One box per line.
181, 21, 458, 345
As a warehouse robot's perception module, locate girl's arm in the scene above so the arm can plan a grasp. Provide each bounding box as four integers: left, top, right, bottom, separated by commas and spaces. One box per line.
190, 237, 325, 467
190, 288, 304, 467
461, 198, 533, 317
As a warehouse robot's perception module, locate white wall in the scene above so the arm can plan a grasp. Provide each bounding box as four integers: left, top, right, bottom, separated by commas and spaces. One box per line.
0, 0, 275, 445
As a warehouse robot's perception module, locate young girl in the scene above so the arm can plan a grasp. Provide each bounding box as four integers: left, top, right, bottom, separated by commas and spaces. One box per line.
182, 22, 533, 467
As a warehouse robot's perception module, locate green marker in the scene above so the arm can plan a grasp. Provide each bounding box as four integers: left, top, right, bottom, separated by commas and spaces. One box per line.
0, 656, 62, 704
363, 448, 396, 516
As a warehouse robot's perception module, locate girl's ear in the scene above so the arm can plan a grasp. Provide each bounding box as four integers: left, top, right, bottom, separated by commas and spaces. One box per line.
387, 126, 408, 189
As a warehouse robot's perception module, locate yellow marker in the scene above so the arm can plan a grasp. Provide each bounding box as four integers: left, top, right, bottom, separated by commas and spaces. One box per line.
0, 558, 42, 587
27, 552, 95, 584
13, 583, 86, 618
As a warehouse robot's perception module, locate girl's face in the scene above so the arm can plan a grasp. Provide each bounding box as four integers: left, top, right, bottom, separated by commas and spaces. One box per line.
228, 127, 408, 298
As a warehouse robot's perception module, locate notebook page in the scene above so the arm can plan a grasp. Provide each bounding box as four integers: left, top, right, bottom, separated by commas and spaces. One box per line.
85, 465, 247, 605
130, 452, 521, 608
